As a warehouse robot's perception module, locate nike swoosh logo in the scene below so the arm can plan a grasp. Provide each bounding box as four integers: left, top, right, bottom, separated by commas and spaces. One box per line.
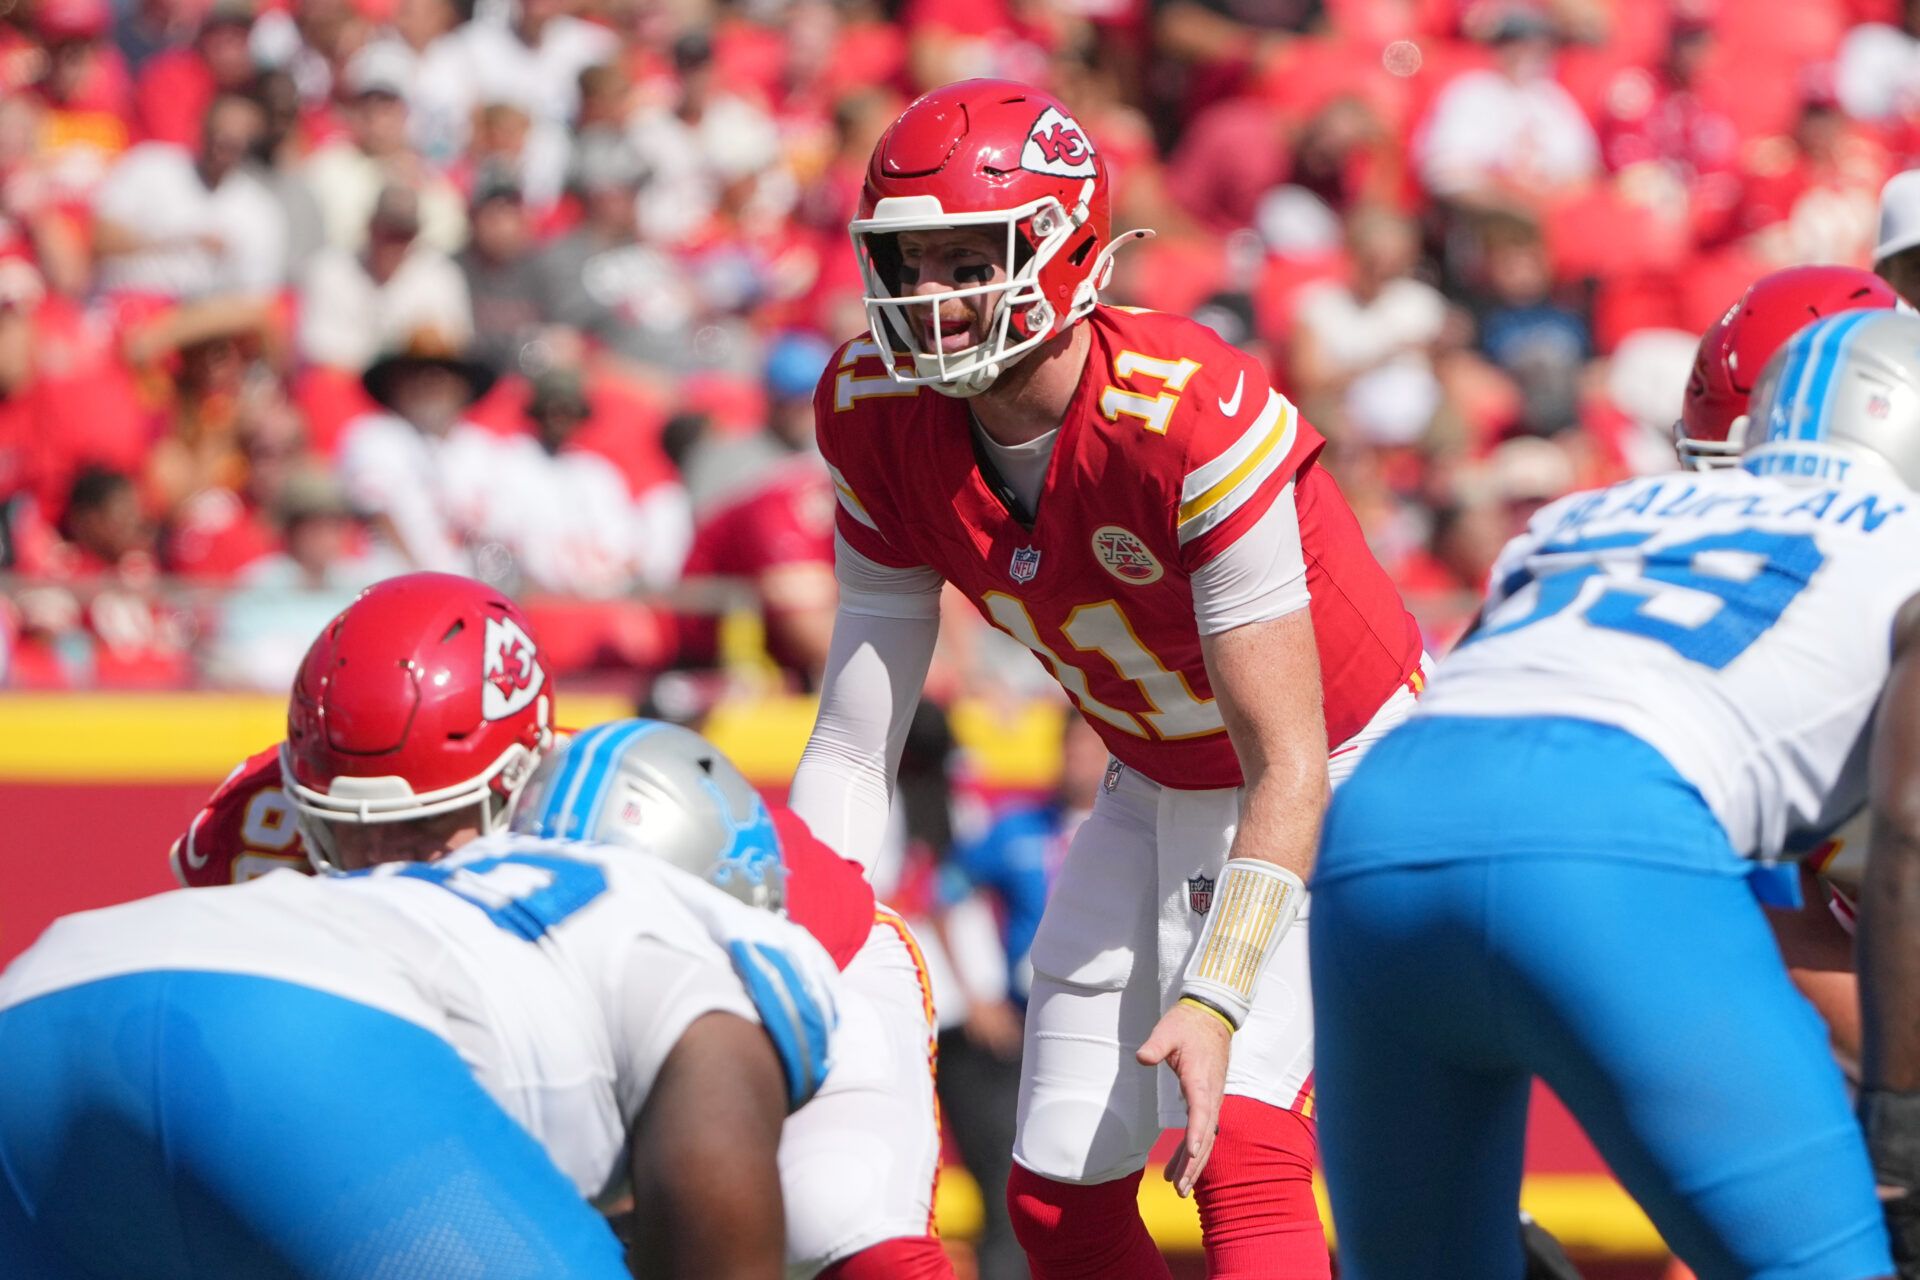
1218, 372, 1244, 418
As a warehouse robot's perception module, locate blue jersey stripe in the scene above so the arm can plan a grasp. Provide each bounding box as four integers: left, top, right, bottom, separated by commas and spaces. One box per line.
1802, 310, 1876, 441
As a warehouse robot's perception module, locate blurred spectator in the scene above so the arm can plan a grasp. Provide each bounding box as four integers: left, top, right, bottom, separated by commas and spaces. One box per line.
248, 68, 327, 279
164, 392, 304, 580
336, 335, 500, 574
1291, 206, 1448, 445
425, 0, 620, 210
299, 184, 473, 373
536, 128, 699, 370
29, 0, 135, 186
137, 292, 284, 518
629, 34, 783, 249
458, 170, 545, 373
478, 363, 692, 596
91, 89, 285, 298
1707, 74, 1889, 269
205, 465, 403, 689
1595, 8, 1740, 231
1462, 211, 1590, 434
676, 332, 837, 685
1414, 5, 1600, 208
132, 0, 257, 149
1877, 168, 1920, 304
900, 0, 1064, 94
1837, 0, 1920, 125
13, 465, 190, 686
301, 41, 466, 255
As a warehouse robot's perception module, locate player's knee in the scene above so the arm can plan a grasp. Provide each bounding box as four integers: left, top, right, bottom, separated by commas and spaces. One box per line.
1194, 1098, 1330, 1279
1007, 1163, 1146, 1257
815, 1235, 953, 1280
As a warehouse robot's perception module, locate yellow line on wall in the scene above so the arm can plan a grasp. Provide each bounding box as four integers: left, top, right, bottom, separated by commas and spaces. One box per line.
932, 1166, 1663, 1257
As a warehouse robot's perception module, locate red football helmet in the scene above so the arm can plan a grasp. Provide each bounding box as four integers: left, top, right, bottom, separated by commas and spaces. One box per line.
1678, 265, 1900, 469
281, 572, 554, 871
849, 79, 1143, 398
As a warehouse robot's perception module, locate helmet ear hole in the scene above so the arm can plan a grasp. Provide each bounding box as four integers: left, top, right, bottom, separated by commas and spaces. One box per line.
1068, 235, 1095, 267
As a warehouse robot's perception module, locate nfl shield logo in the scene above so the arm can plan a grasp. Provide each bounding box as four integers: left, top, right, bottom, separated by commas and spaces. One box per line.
1187, 874, 1215, 915
1009, 545, 1043, 583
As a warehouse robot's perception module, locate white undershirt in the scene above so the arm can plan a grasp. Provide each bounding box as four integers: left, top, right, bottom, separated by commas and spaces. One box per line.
790, 481, 1311, 870
974, 423, 1059, 517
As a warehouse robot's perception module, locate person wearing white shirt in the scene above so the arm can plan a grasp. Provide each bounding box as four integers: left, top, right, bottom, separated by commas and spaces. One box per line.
92, 92, 287, 298
1414, 11, 1600, 204
298, 185, 474, 372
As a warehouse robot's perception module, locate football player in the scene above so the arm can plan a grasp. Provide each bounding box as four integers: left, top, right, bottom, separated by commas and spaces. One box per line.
0, 822, 840, 1279
1310, 310, 1920, 1279
1675, 264, 1900, 471
170, 573, 952, 1280
788, 79, 1427, 1278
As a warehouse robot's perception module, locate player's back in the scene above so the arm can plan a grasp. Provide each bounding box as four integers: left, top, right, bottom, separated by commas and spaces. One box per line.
1421, 467, 1920, 858
0, 834, 840, 1202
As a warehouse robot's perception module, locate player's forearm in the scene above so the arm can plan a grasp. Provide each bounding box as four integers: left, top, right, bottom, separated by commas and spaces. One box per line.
788, 605, 938, 873
629, 1014, 787, 1279
1227, 742, 1329, 881
1206, 609, 1329, 880
1862, 819, 1920, 1092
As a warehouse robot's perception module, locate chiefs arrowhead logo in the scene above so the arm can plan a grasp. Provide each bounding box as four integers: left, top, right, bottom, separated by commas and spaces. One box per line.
1021, 106, 1097, 179
482, 615, 545, 721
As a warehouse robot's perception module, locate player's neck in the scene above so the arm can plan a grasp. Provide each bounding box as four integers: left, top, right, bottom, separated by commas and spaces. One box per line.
969, 324, 1091, 447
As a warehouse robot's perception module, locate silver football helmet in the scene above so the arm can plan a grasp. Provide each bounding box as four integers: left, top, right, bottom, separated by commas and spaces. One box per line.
1743, 309, 1920, 491
513, 718, 787, 912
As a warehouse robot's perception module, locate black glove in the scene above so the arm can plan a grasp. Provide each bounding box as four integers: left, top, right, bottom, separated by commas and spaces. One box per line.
1861, 1087, 1920, 1277
1519, 1211, 1584, 1280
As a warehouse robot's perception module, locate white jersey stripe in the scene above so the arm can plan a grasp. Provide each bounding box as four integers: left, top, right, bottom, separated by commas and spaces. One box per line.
1178, 414, 1295, 545
826, 463, 881, 532
1181, 390, 1291, 503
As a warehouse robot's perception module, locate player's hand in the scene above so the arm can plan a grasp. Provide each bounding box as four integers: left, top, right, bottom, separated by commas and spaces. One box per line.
1137, 1001, 1232, 1198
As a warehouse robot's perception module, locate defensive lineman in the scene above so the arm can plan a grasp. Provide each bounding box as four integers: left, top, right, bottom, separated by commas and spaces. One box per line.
790, 79, 1425, 1277
0, 833, 840, 1278
1312, 310, 1920, 1279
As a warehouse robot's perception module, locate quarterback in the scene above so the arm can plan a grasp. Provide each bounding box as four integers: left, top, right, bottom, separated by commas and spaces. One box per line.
787, 80, 1424, 1277
169, 572, 952, 1280
1310, 310, 1920, 1279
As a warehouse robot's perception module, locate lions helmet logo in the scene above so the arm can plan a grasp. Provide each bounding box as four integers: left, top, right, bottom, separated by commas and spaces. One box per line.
481, 615, 546, 721
1021, 106, 1096, 179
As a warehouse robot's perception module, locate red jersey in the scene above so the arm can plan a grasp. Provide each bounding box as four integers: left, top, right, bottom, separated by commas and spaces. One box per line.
678, 457, 837, 674
170, 746, 877, 969
169, 747, 308, 888
816, 306, 1422, 790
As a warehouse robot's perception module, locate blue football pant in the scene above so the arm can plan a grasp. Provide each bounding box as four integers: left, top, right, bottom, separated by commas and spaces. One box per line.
1312, 856, 1890, 1280
0, 970, 630, 1279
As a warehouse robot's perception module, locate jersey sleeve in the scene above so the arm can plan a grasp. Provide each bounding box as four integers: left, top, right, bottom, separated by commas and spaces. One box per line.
768, 806, 876, 970
606, 934, 764, 1126
169, 747, 311, 888
813, 339, 925, 572
1175, 345, 1325, 572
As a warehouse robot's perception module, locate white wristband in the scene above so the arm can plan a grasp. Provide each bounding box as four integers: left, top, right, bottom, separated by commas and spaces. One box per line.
1180, 858, 1306, 1030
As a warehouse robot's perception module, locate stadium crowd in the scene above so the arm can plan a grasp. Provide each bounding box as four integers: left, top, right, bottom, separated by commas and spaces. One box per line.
0, 0, 1909, 693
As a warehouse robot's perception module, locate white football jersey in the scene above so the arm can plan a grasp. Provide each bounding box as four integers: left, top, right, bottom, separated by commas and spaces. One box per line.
0, 834, 841, 1204
1419, 468, 1920, 860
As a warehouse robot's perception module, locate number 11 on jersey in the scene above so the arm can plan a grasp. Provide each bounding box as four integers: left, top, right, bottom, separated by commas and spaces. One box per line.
983, 593, 1225, 739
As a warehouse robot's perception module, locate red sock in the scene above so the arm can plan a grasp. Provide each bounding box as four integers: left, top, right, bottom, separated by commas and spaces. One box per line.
1006, 1163, 1173, 1280
1194, 1097, 1331, 1279
815, 1235, 955, 1280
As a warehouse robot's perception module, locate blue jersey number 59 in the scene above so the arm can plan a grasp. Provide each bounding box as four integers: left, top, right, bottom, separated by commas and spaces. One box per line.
1475, 528, 1826, 669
